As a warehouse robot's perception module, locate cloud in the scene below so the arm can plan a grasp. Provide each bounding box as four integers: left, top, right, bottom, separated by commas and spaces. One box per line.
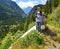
12, 0, 47, 9
12, 0, 15, 1
41, 0, 47, 5
17, 1, 38, 9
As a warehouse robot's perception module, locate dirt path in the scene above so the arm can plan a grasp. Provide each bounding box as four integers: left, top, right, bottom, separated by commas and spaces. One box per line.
20, 25, 36, 38
45, 37, 60, 49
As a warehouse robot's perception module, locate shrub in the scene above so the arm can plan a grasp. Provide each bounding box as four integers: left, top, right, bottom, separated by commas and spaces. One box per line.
51, 6, 60, 28
0, 33, 13, 49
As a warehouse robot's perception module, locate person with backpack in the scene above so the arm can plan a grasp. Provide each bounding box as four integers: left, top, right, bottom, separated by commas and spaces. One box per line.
35, 7, 43, 33
35, 7, 47, 33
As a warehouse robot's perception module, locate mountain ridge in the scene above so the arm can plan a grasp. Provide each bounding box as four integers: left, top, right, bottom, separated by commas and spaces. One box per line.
0, 0, 26, 24
23, 7, 32, 14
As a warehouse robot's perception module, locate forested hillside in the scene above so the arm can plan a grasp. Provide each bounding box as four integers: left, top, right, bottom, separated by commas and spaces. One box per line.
0, 0, 27, 40
0, 0, 26, 24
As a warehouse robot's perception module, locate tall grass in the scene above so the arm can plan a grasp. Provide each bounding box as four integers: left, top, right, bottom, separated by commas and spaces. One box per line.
0, 33, 13, 49
12, 30, 45, 49
47, 6, 60, 28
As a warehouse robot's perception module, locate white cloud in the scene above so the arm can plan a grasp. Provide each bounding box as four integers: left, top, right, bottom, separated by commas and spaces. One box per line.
12, 0, 47, 9
41, 0, 47, 5
12, 0, 15, 1
17, 1, 38, 9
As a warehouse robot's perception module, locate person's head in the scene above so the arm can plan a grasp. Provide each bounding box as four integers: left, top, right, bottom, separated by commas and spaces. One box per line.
37, 7, 41, 11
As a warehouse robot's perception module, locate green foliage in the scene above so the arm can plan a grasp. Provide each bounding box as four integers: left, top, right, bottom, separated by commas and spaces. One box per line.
0, 0, 26, 41
0, 33, 13, 49
47, 14, 53, 25
28, 22, 35, 29
47, 6, 60, 28
52, 6, 60, 28
12, 30, 44, 49
0, 30, 24, 49
9, 25, 21, 34
52, 6, 60, 23
23, 20, 29, 31
13, 30, 24, 41
0, 0, 26, 25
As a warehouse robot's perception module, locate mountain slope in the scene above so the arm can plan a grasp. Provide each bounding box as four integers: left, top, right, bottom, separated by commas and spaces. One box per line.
0, 0, 26, 24
10, 24, 60, 49
23, 7, 32, 14
0, 0, 26, 40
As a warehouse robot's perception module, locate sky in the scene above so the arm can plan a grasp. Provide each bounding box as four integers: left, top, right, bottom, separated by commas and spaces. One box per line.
12, 0, 47, 9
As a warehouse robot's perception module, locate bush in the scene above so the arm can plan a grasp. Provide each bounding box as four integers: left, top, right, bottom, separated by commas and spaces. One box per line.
13, 30, 25, 41
52, 6, 60, 28
0, 33, 13, 49
20, 30, 44, 48
28, 22, 35, 29
47, 6, 60, 28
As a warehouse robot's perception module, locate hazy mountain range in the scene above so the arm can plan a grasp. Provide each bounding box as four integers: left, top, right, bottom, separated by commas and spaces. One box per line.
23, 7, 32, 14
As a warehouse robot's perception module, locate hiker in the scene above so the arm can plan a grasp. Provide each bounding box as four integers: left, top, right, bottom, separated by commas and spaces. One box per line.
36, 7, 47, 33
35, 7, 43, 33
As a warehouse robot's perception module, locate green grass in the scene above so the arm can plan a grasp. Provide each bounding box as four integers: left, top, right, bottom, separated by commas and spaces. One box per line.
28, 22, 36, 29
0, 30, 24, 49
0, 33, 13, 49
0, 21, 35, 49
12, 30, 45, 49
47, 6, 60, 29
46, 6, 60, 43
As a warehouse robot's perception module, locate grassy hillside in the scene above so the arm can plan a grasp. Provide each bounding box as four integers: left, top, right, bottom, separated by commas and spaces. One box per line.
12, 30, 45, 49
11, 26, 60, 49
47, 6, 60, 28
11, 5, 60, 49
0, 21, 36, 49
